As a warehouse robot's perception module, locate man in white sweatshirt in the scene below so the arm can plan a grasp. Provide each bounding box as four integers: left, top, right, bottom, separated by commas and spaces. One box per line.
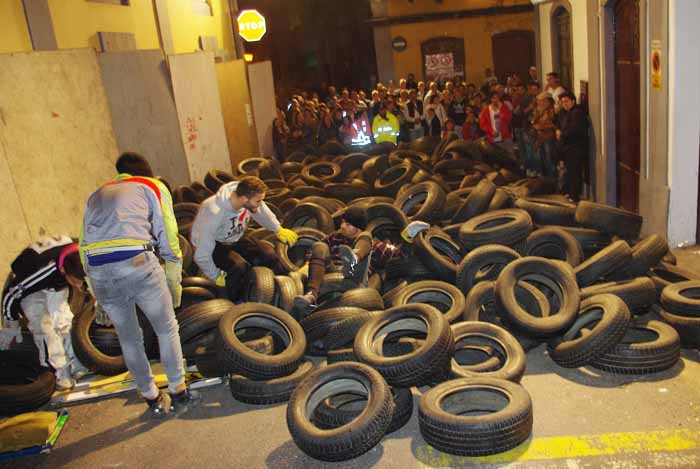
190, 176, 298, 300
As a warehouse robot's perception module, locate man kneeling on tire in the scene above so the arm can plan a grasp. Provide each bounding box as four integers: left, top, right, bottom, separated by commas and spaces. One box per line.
81, 153, 196, 418
1, 236, 89, 390
191, 176, 298, 300
293, 207, 378, 314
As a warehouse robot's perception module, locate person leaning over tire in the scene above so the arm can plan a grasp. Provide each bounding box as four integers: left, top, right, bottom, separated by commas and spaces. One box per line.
80, 153, 195, 418
190, 176, 298, 301
1, 236, 89, 390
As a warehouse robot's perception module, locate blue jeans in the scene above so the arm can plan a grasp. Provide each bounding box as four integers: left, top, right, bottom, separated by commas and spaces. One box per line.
87, 251, 185, 398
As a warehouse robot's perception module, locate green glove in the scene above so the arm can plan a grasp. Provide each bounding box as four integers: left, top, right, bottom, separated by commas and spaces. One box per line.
164, 262, 183, 309
276, 227, 298, 246
216, 271, 227, 287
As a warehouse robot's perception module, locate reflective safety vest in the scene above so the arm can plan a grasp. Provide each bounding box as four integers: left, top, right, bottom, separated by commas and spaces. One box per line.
372, 113, 400, 144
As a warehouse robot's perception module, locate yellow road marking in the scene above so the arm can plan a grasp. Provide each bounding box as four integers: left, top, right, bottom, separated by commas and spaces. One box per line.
415, 429, 700, 466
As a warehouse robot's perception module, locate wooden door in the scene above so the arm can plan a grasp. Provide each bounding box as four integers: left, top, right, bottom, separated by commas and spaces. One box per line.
614, 0, 641, 212
492, 30, 535, 84
552, 7, 573, 90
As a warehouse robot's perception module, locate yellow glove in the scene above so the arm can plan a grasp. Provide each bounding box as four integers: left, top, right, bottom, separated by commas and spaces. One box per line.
216, 271, 227, 287
276, 227, 298, 246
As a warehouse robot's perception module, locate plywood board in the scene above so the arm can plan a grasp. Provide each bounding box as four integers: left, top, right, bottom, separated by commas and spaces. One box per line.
0, 144, 32, 287
168, 51, 232, 182
99, 49, 190, 186
0, 49, 118, 245
246, 61, 277, 157
215, 59, 258, 167
98, 31, 136, 52
22, 0, 57, 51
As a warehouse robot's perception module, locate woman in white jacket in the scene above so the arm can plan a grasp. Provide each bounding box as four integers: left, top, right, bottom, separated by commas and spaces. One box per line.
423, 94, 447, 128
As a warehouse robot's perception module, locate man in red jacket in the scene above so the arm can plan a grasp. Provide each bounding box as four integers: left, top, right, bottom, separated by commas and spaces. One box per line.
479, 91, 513, 155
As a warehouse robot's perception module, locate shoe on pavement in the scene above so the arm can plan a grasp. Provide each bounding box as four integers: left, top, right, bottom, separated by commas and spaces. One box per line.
145, 391, 170, 419
56, 376, 75, 391
169, 389, 202, 416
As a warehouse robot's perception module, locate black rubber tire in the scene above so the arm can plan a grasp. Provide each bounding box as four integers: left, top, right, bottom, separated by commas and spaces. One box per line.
459, 209, 533, 252
273, 275, 297, 313
275, 227, 325, 273
394, 181, 446, 223
242, 266, 275, 304
204, 169, 235, 192
301, 161, 342, 187
548, 294, 631, 368
217, 303, 306, 379
318, 273, 357, 297
609, 234, 670, 280
354, 304, 455, 387
286, 362, 393, 462
264, 187, 292, 207
553, 225, 612, 259
191, 332, 275, 378
283, 202, 335, 234
237, 157, 266, 176
322, 311, 376, 351
580, 277, 656, 315
657, 308, 700, 348
374, 162, 417, 197
181, 276, 219, 297
660, 280, 700, 317
179, 234, 193, 273
456, 245, 520, 294
337, 288, 384, 311
487, 189, 513, 211
525, 227, 584, 267
591, 319, 681, 374
229, 360, 315, 405
173, 185, 199, 204
290, 185, 326, 199
573, 240, 633, 287
495, 257, 580, 337
391, 280, 466, 324
515, 197, 577, 226
381, 279, 409, 307
300, 307, 369, 344
452, 179, 497, 223
72, 305, 154, 376
323, 182, 371, 203
384, 256, 433, 281
313, 386, 413, 434
414, 228, 463, 283
419, 377, 533, 456
174, 202, 200, 239
650, 262, 698, 297
326, 347, 360, 364
177, 299, 234, 347
0, 352, 56, 415
178, 286, 217, 311
575, 201, 643, 240
449, 321, 526, 383
190, 182, 214, 202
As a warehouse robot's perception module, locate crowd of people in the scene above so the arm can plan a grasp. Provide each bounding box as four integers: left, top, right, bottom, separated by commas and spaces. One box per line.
273, 66, 589, 201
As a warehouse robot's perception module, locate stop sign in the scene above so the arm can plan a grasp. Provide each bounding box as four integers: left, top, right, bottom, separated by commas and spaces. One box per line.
237, 9, 266, 42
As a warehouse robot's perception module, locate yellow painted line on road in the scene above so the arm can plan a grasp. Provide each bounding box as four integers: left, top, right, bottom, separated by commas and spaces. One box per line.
415, 429, 700, 467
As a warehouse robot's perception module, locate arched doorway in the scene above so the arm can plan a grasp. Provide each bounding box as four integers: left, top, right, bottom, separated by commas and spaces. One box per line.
551, 5, 574, 90
492, 30, 535, 84
421, 37, 465, 85
614, 0, 640, 212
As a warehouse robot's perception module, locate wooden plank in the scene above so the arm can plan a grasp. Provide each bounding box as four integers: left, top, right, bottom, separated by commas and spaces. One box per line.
99, 49, 191, 186
97, 31, 136, 52
246, 61, 277, 157
216, 59, 259, 165
168, 52, 232, 181
21, 0, 57, 51
153, 0, 174, 55
0, 49, 118, 246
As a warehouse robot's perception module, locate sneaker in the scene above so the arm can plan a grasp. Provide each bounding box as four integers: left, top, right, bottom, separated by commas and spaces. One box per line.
146, 391, 170, 419
293, 292, 317, 315
169, 389, 202, 415
72, 362, 91, 381
338, 245, 359, 278
56, 376, 75, 391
